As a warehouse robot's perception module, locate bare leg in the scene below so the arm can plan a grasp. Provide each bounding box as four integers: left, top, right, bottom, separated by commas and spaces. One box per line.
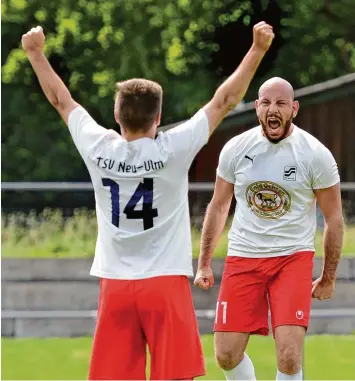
214, 332, 256, 380
275, 325, 305, 380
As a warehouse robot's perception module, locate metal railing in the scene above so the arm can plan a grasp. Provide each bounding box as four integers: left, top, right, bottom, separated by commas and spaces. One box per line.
2, 308, 355, 319
2, 181, 355, 191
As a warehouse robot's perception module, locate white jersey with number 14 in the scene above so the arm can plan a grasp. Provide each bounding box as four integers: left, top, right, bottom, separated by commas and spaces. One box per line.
68, 107, 209, 279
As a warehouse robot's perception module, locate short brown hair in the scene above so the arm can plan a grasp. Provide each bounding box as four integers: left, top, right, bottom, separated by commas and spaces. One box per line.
115, 78, 163, 132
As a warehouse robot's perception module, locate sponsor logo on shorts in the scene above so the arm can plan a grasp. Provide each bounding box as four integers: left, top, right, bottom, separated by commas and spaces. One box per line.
296, 310, 304, 319
245, 181, 292, 219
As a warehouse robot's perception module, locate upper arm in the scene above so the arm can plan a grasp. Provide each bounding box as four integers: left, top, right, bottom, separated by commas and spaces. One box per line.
216, 138, 236, 184
203, 98, 233, 136
54, 92, 81, 125
210, 140, 236, 210
210, 175, 234, 212
311, 144, 342, 222
314, 184, 343, 223
310, 144, 340, 190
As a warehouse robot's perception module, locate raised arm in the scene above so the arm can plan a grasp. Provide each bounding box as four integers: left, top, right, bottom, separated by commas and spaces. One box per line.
204, 21, 274, 134
22, 26, 79, 124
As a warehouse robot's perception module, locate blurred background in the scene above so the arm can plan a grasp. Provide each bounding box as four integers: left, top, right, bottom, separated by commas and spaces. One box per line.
1, 0, 355, 379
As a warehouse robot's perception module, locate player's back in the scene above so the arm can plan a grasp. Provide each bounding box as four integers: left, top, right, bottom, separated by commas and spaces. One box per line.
68, 106, 209, 279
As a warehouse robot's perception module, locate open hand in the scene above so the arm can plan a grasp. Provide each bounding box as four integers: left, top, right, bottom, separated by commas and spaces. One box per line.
22, 26, 45, 54
253, 21, 274, 52
194, 266, 214, 290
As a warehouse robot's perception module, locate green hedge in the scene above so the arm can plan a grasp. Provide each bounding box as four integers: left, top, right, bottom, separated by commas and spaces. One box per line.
2, 209, 354, 258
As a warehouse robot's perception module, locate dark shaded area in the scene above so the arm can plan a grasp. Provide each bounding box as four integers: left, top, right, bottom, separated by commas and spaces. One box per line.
207, 0, 286, 100
1, 191, 96, 215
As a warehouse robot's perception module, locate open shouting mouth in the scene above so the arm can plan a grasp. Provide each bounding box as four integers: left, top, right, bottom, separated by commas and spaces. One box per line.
267, 116, 282, 129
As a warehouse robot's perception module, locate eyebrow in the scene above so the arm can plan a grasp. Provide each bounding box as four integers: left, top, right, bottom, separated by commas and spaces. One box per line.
259, 97, 292, 102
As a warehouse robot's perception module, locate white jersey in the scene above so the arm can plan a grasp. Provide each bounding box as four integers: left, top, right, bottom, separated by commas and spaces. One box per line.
217, 125, 340, 258
68, 107, 209, 279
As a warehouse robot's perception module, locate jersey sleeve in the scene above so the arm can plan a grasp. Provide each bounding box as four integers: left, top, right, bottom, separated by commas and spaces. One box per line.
216, 139, 236, 184
310, 144, 340, 190
165, 108, 209, 168
68, 106, 113, 161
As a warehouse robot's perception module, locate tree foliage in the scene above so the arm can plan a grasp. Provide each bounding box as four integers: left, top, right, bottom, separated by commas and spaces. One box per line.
2, 0, 354, 184
261, 0, 355, 87
1, 0, 249, 181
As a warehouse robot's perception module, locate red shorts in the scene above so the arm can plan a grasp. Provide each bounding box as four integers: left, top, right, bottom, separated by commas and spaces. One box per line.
214, 251, 314, 336
89, 275, 205, 380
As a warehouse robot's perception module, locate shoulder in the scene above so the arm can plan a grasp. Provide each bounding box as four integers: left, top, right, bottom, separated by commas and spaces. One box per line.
221, 126, 260, 155
163, 108, 208, 138
294, 126, 333, 161
294, 126, 326, 151
68, 106, 92, 125
68, 106, 99, 138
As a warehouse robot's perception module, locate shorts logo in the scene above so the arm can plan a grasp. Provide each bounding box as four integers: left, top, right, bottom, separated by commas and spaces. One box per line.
246, 181, 292, 219
296, 310, 304, 320
284, 166, 297, 181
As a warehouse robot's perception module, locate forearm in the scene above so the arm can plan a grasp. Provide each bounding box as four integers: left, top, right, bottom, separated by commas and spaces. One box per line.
27, 50, 71, 108
213, 45, 266, 110
198, 202, 229, 268
322, 218, 344, 282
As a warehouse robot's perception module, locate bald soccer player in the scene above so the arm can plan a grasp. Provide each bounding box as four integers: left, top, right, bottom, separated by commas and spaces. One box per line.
195, 77, 344, 380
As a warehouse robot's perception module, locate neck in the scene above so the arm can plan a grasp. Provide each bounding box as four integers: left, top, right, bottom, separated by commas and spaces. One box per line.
283, 123, 295, 139
121, 127, 156, 142
261, 123, 295, 142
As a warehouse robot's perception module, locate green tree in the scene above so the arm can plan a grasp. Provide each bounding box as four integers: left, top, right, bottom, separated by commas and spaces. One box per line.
258, 0, 355, 88
2, 0, 251, 181
2, 0, 355, 184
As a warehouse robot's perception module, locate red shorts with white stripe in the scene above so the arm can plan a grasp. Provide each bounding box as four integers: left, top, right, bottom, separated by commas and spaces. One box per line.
214, 251, 314, 335
89, 275, 205, 380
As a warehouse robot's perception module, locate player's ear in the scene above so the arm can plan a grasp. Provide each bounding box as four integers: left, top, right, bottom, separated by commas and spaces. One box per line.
155, 111, 161, 127
292, 100, 299, 118
114, 108, 120, 124
114, 95, 121, 124
255, 100, 260, 116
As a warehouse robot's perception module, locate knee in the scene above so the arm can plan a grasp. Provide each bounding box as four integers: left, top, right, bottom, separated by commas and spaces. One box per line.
215, 348, 244, 371
278, 346, 301, 375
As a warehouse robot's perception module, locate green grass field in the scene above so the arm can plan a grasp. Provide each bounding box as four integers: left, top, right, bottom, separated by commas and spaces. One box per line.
2, 335, 354, 380
2, 209, 355, 258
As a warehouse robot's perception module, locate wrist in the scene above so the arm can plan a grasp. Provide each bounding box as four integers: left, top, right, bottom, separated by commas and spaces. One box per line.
198, 256, 211, 269
250, 43, 268, 55
320, 272, 336, 285
27, 49, 45, 60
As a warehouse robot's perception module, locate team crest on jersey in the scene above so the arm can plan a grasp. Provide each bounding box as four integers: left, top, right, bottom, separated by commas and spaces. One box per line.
245, 181, 291, 219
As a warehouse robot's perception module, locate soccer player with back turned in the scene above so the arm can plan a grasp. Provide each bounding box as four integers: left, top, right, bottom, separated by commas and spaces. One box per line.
22, 21, 274, 380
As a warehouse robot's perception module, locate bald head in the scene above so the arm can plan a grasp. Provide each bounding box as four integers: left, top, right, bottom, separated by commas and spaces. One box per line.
258, 77, 294, 100
255, 77, 299, 143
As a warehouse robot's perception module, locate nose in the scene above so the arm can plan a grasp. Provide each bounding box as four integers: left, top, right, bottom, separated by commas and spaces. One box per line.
268, 101, 278, 114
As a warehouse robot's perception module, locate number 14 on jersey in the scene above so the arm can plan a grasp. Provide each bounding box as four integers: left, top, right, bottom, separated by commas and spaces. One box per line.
102, 178, 158, 230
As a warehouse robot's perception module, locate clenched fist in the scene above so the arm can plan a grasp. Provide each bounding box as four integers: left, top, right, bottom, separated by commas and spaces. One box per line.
194, 266, 214, 290
312, 277, 335, 300
22, 26, 45, 54
253, 21, 274, 52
